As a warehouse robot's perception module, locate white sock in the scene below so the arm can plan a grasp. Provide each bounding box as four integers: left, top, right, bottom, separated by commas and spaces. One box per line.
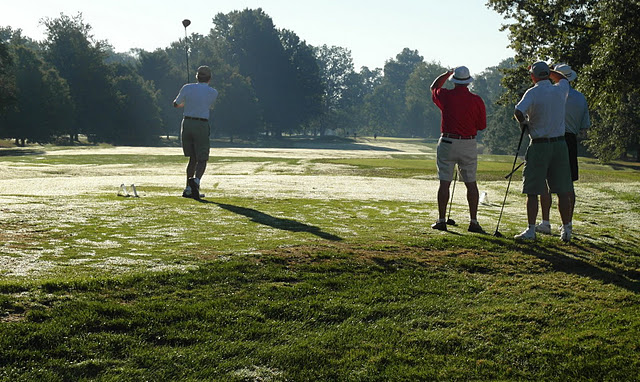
563, 223, 572, 230
542, 220, 550, 226
470, 219, 478, 224
528, 224, 536, 231
437, 218, 445, 223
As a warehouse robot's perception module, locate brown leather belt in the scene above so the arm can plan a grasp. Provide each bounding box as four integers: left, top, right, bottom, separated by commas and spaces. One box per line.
441, 133, 475, 140
531, 136, 565, 144
184, 116, 208, 122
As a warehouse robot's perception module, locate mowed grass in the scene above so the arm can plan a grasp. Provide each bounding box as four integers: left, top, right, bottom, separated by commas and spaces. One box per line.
0, 145, 639, 381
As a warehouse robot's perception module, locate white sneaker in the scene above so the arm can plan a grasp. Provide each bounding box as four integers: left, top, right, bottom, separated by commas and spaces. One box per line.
535, 222, 551, 234
560, 225, 572, 242
514, 228, 536, 241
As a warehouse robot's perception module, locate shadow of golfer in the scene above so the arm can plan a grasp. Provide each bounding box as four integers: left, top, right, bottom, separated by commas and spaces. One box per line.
481, 235, 639, 293
210, 201, 343, 242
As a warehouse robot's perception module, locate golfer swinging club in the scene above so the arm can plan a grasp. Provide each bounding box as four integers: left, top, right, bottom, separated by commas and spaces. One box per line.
173, 65, 218, 200
430, 66, 487, 233
513, 61, 573, 242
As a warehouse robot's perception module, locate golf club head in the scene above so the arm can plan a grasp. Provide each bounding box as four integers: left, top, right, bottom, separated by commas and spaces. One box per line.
446, 219, 456, 226
182, 19, 191, 28
493, 230, 504, 238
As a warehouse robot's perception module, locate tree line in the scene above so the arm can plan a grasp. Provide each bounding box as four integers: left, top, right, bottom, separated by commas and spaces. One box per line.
1, 6, 637, 161
487, 0, 640, 162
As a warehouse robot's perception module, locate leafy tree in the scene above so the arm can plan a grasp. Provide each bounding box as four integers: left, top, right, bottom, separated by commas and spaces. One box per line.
487, 0, 640, 161
110, 63, 162, 145
579, 2, 640, 161
365, 48, 424, 136
41, 13, 119, 143
313, 45, 356, 134
364, 83, 403, 136
213, 72, 261, 141
279, 29, 323, 134
0, 40, 16, 122
212, 9, 321, 137
345, 66, 383, 136
2, 45, 73, 145
137, 49, 183, 137
473, 58, 523, 154
1, 27, 41, 52
405, 61, 448, 138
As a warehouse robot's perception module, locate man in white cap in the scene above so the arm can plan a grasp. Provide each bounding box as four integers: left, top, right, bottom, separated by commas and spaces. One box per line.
430, 66, 487, 233
513, 61, 573, 242
535, 64, 590, 235
173, 65, 219, 200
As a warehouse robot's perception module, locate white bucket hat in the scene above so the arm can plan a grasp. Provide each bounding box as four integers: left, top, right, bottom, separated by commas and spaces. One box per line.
554, 64, 577, 82
449, 66, 473, 84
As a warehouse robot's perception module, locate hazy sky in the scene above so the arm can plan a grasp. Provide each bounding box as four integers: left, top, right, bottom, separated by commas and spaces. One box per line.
1, 0, 514, 75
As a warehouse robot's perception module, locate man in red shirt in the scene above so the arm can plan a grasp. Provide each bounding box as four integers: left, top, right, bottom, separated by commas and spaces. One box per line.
430, 66, 487, 233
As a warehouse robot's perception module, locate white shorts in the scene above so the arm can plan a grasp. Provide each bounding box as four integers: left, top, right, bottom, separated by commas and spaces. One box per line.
436, 137, 478, 182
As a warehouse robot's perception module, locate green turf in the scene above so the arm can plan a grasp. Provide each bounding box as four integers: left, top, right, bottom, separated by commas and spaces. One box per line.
0, 145, 639, 381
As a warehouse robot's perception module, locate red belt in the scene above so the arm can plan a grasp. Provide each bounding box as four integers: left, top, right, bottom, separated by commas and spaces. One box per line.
441, 133, 475, 140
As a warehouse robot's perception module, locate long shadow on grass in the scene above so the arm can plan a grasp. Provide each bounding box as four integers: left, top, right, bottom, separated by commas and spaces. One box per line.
483, 236, 639, 293
0, 148, 46, 156
205, 201, 343, 241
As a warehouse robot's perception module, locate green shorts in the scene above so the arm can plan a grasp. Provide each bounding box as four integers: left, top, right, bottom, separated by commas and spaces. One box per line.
522, 140, 573, 195
565, 133, 579, 181
181, 118, 210, 161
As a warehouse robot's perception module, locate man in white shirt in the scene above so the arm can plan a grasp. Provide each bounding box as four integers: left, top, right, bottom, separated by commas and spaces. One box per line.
536, 64, 590, 235
513, 61, 573, 242
173, 66, 219, 200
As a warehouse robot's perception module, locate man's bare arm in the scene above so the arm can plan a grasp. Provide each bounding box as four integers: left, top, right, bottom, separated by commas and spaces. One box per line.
430, 69, 454, 91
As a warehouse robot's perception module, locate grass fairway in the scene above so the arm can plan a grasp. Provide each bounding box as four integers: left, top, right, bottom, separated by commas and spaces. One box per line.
1, 138, 639, 381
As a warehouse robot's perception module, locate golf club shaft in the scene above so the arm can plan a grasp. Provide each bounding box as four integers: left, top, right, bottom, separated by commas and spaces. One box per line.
494, 125, 527, 234
447, 166, 457, 222
184, 28, 189, 83
504, 161, 525, 179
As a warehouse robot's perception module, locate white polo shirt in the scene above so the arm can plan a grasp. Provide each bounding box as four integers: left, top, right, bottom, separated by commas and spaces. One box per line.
174, 82, 219, 120
515, 79, 570, 139
564, 87, 590, 135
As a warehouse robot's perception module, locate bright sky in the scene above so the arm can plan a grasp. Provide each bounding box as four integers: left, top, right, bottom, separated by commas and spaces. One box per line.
1, 0, 514, 75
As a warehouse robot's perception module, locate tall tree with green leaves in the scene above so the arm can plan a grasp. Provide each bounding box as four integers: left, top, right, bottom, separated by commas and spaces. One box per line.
313, 45, 356, 134
41, 13, 119, 143
473, 58, 521, 154
212, 9, 322, 137
212, 9, 291, 137
0, 40, 16, 124
213, 72, 261, 141
279, 29, 323, 134
487, 0, 640, 161
2, 45, 73, 145
110, 63, 162, 145
405, 61, 449, 138
345, 66, 382, 136
138, 49, 183, 137
365, 48, 424, 136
